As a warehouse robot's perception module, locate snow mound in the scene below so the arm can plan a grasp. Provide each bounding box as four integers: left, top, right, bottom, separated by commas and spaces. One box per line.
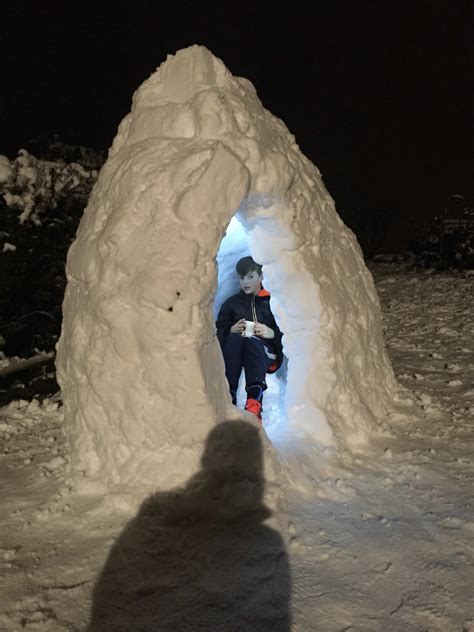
57, 45, 397, 496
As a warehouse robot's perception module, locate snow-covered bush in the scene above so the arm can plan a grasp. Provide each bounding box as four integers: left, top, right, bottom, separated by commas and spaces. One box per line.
410, 208, 474, 270
26, 134, 105, 170
0, 151, 99, 355
0, 149, 98, 224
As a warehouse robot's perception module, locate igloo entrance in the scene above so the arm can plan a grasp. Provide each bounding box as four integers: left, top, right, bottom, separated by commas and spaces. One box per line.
213, 199, 342, 450
214, 214, 288, 434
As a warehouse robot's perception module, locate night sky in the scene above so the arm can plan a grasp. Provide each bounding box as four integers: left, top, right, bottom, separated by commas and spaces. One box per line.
1, 1, 472, 249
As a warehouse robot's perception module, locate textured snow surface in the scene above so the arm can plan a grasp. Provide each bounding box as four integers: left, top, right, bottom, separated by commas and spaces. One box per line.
0, 265, 473, 630
56, 46, 397, 493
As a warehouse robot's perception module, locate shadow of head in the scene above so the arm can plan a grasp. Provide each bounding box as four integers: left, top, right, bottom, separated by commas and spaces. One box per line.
201, 419, 263, 479
141, 419, 270, 525
88, 420, 291, 631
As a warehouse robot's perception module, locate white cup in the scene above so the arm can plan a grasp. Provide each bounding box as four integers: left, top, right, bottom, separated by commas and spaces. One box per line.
243, 320, 255, 337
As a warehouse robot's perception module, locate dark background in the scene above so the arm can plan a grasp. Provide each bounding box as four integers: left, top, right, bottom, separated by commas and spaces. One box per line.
1, 0, 472, 250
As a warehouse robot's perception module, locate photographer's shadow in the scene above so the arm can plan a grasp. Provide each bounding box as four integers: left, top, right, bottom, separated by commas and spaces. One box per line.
88, 419, 291, 631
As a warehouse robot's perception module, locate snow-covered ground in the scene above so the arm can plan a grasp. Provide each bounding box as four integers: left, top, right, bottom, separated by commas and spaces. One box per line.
0, 263, 473, 631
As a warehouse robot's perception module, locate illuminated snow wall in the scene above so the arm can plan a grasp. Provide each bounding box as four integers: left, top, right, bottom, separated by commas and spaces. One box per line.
214, 217, 251, 318
214, 216, 286, 430
57, 45, 398, 492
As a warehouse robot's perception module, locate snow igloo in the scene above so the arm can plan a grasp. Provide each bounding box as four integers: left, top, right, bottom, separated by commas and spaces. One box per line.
57, 46, 398, 493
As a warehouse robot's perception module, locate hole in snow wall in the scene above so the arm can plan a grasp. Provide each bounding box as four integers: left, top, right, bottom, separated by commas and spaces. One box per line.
56, 45, 398, 491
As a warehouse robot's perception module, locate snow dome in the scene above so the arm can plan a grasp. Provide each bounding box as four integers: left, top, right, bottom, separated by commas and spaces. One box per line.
56, 45, 398, 493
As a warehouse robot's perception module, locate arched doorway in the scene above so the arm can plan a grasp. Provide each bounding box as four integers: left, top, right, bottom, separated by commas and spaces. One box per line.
214, 215, 287, 434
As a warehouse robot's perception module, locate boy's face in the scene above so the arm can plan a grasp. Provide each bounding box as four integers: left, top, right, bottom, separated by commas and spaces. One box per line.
239, 270, 263, 295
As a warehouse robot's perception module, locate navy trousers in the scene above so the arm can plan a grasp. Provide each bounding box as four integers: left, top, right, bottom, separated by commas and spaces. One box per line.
222, 333, 274, 404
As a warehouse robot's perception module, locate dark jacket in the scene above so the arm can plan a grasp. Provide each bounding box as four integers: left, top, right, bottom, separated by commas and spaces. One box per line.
216, 288, 284, 372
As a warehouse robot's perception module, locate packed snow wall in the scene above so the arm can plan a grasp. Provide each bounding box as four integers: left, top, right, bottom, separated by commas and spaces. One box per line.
57, 45, 398, 491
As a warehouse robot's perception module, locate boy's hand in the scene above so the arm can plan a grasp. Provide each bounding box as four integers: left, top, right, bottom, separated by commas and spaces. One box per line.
255, 322, 275, 339
230, 318, 246, 334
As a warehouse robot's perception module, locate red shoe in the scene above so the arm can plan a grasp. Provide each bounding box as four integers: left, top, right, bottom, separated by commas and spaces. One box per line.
245, 398, 262, 422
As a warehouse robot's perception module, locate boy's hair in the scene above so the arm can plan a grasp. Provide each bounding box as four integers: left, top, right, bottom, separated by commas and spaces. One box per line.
236, 256, 262, 277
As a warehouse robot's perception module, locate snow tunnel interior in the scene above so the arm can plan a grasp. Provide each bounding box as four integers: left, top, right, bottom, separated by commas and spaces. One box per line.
214, 204, 324, 445
214, 215, 286, 437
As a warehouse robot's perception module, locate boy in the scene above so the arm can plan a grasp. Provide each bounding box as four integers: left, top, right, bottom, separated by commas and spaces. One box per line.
216, 256, 284, 422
